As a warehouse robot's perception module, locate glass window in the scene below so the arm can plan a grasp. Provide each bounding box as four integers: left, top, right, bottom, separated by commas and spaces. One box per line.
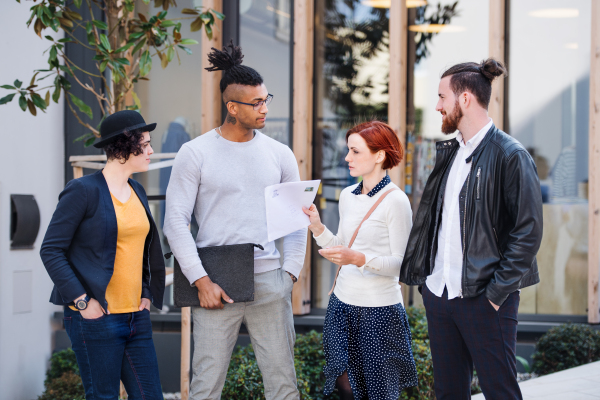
509, 0, 591, 315
240, 0, 293, 146
312, 0, 390, 309
406, 0, 489, 307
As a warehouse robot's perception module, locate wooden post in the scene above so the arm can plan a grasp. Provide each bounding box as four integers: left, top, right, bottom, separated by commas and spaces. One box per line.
291, 0, 314, 315
73, 166, 83, 179
489, 0, 506, 129
201, 0, 223, 134
181, 307, 192, 398
388, 0, 408, 190
588, 0, 600, 325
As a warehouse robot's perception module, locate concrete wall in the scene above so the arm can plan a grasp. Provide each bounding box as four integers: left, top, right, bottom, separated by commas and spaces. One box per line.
0, 3, 65, 399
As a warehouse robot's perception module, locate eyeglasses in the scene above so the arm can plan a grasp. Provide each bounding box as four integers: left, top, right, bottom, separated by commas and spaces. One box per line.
227, 94, 273, 111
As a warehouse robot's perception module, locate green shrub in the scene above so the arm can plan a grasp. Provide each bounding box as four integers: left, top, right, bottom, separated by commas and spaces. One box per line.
401, 339, 434, 400
38, 371, 85, 400
44, 348, 79, 386
406, 306, 428, 341
532, 323, 600, 375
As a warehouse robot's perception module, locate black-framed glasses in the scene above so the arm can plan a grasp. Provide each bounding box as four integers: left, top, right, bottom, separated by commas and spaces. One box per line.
227, 94, 273, 111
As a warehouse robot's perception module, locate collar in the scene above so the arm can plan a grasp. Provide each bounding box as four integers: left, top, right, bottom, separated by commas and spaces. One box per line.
456, 118, 493, 149
351, 175, 391, 197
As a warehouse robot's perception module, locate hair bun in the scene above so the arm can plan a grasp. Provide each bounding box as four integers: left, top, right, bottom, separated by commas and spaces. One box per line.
205, 40, 244, 72
479, 58, 507, 82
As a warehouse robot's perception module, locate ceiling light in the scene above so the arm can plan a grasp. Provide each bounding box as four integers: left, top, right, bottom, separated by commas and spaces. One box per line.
361, 0, 428, 8
528, 8, 579, 18
408, 24, 466, 33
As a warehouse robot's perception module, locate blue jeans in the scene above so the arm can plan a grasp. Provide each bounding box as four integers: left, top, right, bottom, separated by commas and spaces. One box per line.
63, 307, 162, 400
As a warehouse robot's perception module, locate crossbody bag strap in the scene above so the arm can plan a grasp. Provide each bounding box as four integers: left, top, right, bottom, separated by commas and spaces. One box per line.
328, 188, 399, 296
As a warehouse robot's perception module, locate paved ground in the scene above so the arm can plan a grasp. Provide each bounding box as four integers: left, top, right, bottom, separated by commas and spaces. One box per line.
472, 360, 600, 399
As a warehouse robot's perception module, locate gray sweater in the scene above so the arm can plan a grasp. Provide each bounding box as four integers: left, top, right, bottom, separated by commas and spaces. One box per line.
163, 129, 307, 285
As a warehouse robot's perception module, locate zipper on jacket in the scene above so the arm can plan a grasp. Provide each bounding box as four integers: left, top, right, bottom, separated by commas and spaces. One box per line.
493, 227, 503, 258
476, 167, 481, 200
461, 163, 474, 297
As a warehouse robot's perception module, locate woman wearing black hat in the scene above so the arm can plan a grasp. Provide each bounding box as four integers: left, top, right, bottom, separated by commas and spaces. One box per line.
40, 110, 166, 399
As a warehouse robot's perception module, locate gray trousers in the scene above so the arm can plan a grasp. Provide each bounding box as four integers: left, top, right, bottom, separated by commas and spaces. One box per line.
190, 268, 299, 400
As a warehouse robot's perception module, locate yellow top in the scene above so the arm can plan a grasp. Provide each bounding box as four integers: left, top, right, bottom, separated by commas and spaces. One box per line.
104, 187, 150, 313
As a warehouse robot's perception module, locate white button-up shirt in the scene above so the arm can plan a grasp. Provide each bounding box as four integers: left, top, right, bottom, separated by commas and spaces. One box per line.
426, 119, 493, 299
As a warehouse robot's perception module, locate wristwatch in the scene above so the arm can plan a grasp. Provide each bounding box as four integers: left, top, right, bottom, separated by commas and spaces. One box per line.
74, 295, 90, 311
286, 271, 297, 283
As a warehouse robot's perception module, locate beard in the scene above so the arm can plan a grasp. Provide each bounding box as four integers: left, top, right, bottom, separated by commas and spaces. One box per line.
441, 99, 463, 134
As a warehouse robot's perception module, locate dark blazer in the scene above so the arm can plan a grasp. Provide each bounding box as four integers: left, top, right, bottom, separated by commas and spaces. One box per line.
40, 171, 165, 310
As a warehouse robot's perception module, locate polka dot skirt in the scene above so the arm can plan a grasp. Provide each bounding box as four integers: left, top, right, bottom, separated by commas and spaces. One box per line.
323, 294, 418, 399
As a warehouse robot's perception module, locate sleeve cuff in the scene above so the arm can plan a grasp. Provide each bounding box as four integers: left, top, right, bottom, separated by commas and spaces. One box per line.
314, 227, 335, 247
283, 262, 303, 280
182, 263, 208, 287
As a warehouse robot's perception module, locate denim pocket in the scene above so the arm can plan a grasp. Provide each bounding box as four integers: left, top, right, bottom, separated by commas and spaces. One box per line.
81, 313, 107, 322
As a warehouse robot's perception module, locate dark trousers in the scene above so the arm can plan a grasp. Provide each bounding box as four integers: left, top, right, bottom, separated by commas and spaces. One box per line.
422, 285, 522, 400
64, 307, 162, 400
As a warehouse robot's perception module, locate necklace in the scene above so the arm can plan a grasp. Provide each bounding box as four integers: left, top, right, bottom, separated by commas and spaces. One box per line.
216, 125, 256, 139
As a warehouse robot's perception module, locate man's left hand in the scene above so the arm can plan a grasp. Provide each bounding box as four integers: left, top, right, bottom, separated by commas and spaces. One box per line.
489, 300, 500, 311
139, 298, 152, 311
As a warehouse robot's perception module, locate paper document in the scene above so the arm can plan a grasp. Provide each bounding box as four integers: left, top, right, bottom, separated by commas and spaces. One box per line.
265, 180, 321, 242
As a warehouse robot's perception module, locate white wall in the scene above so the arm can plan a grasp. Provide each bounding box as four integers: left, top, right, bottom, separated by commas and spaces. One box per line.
0, 3, 64, 399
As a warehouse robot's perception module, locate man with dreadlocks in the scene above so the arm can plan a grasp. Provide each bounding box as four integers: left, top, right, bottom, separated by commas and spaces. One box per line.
164, 41, 306, 399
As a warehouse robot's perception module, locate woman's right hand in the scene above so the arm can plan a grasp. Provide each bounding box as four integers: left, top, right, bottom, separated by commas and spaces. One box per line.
302, 204, 325, 236
80, 297, 108, 319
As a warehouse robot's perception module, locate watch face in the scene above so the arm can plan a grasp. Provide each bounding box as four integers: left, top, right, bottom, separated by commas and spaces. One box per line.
76, 300, 88, 310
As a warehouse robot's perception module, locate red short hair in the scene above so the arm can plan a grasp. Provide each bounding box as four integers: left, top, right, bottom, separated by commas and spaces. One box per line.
345, 121, 403, 170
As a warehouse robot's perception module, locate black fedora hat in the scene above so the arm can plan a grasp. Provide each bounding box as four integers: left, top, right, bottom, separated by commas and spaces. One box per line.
93, 110, 157, 148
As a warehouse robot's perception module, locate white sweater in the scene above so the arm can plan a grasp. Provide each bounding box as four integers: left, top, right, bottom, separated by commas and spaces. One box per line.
314, 182, 412, 307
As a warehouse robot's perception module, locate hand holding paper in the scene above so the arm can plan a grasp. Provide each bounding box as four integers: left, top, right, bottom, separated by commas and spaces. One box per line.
265, 180, 321, 242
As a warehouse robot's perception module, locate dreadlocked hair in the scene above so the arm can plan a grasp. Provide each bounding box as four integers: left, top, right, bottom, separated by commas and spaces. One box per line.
205, 40, 263, 93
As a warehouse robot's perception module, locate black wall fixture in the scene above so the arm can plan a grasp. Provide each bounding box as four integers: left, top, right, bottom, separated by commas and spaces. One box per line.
10, 195, 40, 250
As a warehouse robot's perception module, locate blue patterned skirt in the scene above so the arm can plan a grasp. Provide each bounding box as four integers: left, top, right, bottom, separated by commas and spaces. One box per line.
323, 294, 418, 400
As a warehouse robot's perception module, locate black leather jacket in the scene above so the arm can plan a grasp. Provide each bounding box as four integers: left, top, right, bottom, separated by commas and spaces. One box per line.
400, 125, 543, 306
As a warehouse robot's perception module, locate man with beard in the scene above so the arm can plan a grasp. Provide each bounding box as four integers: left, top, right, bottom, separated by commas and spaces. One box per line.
164, 41, 306, 399
399, 58, 543, 399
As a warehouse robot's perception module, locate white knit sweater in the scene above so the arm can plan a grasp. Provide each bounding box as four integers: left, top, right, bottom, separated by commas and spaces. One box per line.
314, 181, 412, 307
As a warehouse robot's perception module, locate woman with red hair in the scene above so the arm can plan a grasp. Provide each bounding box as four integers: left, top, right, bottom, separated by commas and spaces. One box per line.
303, 121, 418, 399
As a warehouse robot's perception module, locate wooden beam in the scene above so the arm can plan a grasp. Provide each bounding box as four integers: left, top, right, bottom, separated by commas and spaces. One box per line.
489, 0, 506, 129
588, 0, 600, 325
291, 0, 314, 315
388, 0, 407, 189
201, 0, 223, 135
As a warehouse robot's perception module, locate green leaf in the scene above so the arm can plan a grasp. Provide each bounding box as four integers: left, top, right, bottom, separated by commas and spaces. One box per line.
31, 93, 47, 110
204, 24, 213, 40
18, 95, 27, 111
68, 93, 93, 119
158, 11, 168, 20
115, 58, 131, 66
167, 46, 174, 62
14, 80, 22, 89
45, 35, 54, 41
49, 45, 58, 62
1, 85, 15, 90
0, 93, 16, 105
99, 60, 109, 72
74, 132, 94, 142
99, 34, 111, 51
114, 42, 134, 53
178, 45, 192, 55
179, 39, 198, 45
52, 84, 61, 103
86, 21, 93, 34
74, 0, 82, 8
27, 99, 37, 116
58, 38, 73, 43
87, 32, 96, 45
210, 9, 226, 20
160, 20, 176, 28
132, 91, 142, 110
129, 32, 145, 40
131, 38, 147, 55
84, 137, 96, 147
139, 50, 152, 76
92, 20, 108, 30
